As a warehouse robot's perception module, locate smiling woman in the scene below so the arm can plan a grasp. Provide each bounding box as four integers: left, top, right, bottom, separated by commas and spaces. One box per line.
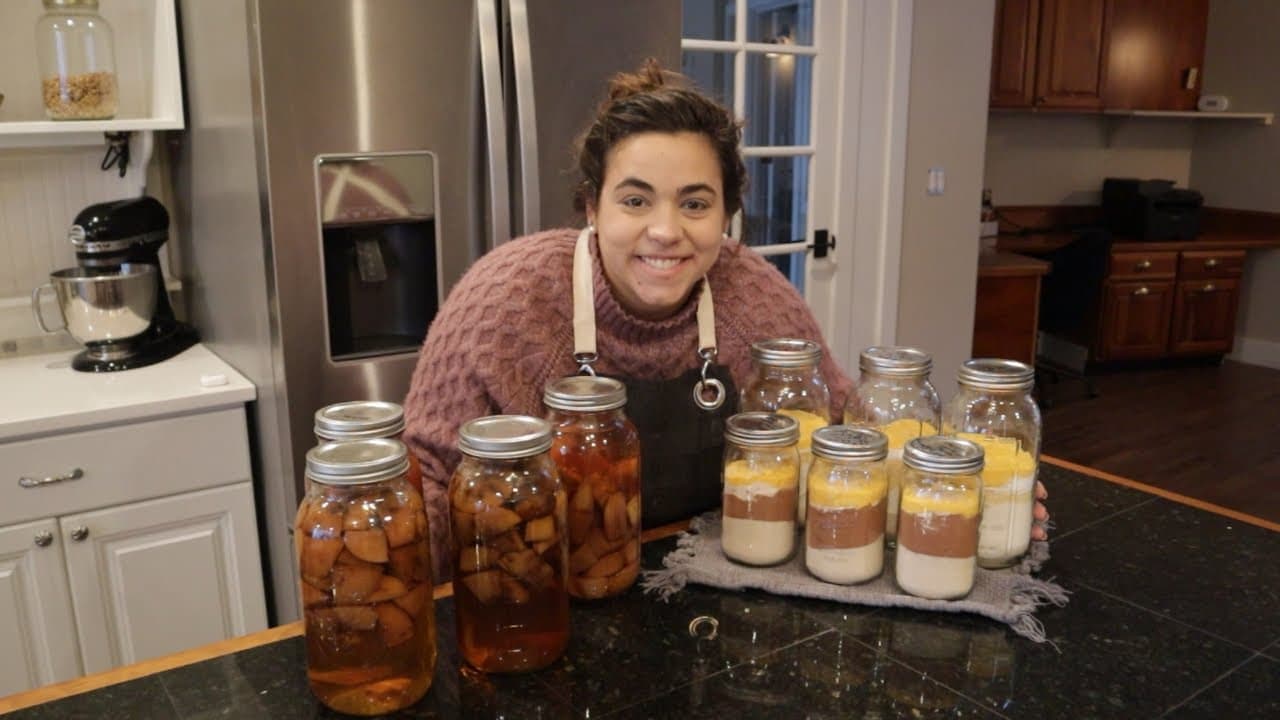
402, 59, 853, 583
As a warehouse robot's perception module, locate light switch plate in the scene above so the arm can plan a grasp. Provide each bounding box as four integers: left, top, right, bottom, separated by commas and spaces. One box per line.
927, 167, 945, 196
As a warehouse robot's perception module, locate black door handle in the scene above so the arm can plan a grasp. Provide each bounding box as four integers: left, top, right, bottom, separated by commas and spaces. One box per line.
806, 229, 836, 259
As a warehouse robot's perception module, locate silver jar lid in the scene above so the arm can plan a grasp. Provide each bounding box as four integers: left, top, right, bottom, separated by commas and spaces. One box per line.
314, 400, 405, 440
903, 436, 984, 475
750, 338, 822, 368
859, 346, 933, 377
811, 426, 888, 462
543, 375, 627, 412
457, 415, 553, 459
957, 358, 1035, 392
44, 0, 100, 9
725, 412, 799, 447
306, 438, 409, 485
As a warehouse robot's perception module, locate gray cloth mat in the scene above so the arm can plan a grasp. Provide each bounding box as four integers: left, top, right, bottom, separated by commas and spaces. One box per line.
642, 512, 1069, 644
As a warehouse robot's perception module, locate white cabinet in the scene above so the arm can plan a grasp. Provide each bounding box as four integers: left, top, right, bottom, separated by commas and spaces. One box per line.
0, 405, 268, 694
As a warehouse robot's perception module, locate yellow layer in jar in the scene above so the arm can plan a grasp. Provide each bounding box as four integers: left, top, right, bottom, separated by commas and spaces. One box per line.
879, 418, 939, 449
724, 458, 798, 489
956, 433, 1036, 488
808, 468, 887, 508
777, 408, 828, 450
899, 483, 981, 517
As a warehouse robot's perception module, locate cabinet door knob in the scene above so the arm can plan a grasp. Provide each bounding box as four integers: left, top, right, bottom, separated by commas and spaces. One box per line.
34, 531, 53, 548
1204, 258, 1219, 268
70, 526, 90, 542
1135, 259, 1152, 270
1202, 283, 1216, 292
1133, 286, 1151, 296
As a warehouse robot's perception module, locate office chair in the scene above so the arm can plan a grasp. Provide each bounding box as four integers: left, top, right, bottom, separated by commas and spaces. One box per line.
1035, 227, 1112, 407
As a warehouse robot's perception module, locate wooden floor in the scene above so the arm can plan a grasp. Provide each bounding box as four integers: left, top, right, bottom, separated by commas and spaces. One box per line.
1039, 358, 1280, 525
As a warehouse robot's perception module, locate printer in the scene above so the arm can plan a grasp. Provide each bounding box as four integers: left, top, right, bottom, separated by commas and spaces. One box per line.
1102, 178, 1204, 241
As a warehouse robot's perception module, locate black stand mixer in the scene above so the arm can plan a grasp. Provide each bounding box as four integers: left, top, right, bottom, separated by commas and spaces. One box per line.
69, 197, 199, 372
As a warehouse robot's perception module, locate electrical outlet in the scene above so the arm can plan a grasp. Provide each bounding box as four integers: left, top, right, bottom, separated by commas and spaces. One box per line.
927, 167, 945, 196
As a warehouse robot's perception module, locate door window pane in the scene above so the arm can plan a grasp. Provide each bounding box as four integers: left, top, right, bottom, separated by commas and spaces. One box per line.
682, 0, 736, 41
744, 53, 813, 146
746, 0, 814, 46
742, 155, 809, 246
682, 51, 736, 107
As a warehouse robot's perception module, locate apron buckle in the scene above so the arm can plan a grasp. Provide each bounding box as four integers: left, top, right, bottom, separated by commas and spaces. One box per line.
693, 347, 725, 410
573, 352, 598, 376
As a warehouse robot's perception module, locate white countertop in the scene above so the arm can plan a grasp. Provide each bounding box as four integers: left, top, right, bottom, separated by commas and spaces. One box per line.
0, 344, 256, 442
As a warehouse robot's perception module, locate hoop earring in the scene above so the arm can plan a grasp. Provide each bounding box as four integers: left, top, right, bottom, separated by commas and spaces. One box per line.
587, 223, 596, 235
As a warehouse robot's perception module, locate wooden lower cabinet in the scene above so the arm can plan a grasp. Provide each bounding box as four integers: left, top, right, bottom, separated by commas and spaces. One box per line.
1098, 279, 1175, 360
1169, 278, 1240, 355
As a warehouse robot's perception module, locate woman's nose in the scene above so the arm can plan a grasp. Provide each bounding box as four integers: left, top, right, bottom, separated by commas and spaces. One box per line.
647, 205, 681, 243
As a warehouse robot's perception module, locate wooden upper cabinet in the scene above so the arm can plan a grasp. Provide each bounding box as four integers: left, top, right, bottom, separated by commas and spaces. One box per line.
1034, 0, 1108, 109
1103, 0, 1209, 110
990, 0, 1040, 107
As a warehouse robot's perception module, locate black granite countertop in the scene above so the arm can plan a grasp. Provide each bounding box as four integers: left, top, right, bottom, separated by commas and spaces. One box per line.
10, 464, 1279, 719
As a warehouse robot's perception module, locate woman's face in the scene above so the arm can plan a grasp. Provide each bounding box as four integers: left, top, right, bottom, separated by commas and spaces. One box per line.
587, 131, 728, 320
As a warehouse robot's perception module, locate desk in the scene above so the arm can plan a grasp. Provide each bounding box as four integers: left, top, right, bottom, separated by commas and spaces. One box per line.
973, 251, 1051, 364
6, 461, 1276, 718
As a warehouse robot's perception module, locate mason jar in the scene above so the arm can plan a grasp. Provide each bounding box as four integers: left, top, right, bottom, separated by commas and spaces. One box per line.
35, 0, 118, 120
315, 401, 422, 496
543, 376, 642, 600
805, 426, 889, 584
739, 338, 832, 525
842, 347, 942, 545
895, 436, 983, 600
944, 359, 1041, 569
296, 439, 435, 716
721, 412, 800, 566
450, 415, 569, 673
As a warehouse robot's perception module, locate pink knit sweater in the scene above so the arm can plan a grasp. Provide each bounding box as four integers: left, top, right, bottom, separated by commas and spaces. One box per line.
403, 228, 853, 580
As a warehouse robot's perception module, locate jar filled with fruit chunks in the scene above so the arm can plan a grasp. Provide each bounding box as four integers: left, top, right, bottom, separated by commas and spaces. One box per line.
450, 415, 570, 673
315, 400, 424, 497
543, 375, 642, 600
296, 438, 435, 716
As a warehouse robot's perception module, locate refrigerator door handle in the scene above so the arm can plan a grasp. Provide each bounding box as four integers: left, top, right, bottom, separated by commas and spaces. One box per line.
508, 0, 540, 235
478, 0, 511, 248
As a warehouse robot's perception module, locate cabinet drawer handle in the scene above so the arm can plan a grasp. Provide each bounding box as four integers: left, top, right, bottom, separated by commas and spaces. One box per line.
1204, 258, 1219, 268
1202, 283, 1216, 292
34, 531, 53, 548
19, 467, 84, 489
1133, 287, 1151, 296
70, 526, 90, 542
1135, 259, 1152, 270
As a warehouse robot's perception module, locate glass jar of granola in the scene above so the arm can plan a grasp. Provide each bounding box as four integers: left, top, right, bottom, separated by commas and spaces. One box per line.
36, 0, 118, 120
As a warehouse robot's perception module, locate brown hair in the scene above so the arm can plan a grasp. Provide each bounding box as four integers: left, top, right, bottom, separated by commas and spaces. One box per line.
573, 58, 746, 218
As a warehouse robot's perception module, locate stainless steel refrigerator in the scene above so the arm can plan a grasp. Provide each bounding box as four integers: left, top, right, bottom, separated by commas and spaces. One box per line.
172, 0, 680, 622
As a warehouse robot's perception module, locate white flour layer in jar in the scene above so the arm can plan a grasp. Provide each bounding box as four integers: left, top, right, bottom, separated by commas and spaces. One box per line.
722, 517, 795, 565
806, 538, 884, 584
977, 473, 1037, 568
895, 545, 975, 599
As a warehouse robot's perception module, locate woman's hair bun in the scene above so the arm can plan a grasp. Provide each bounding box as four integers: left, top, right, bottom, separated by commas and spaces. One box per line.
606, 57, 685, 102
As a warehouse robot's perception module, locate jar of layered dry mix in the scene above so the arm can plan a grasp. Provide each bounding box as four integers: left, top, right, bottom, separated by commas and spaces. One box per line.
721, 412, 800, 566
739, 338, 831, 525
944, 359, 1041, 569
36, 0, 118, 120
805, 426, 889, 584
450, 415, 569, 673
543, 376, 642, 600
315, 401, 423, 497
296, 439, 435, 716
895, 436, 983, 600
843, 346, 942, 546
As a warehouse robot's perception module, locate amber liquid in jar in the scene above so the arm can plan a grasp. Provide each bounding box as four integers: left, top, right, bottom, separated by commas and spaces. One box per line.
451, 455, 569, 672
296, 474, 435, 715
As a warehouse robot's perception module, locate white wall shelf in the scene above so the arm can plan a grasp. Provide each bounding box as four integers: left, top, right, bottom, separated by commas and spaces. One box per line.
1101, 109, 1274, 125
0, 0, 183, 149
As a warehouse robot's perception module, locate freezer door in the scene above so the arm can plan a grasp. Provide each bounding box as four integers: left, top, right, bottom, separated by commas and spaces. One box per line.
510, 0, 682, 234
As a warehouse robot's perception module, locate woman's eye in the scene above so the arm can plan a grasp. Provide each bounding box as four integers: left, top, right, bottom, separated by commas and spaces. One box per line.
683, 198, 711, 211
620, 196, 647, 209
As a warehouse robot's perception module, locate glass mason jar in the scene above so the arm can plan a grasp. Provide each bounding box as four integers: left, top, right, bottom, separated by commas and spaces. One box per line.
842, 347, 942, 545
296, 439, 435, 716
543, 376, 642, 600
315, 401, 423, 497
805, 426, 889, 584
944, 359, 1041, 569
721, 412, 800, 566
895, 436, 984, 600
35, 0, 118, 120
450, 415, 569, 673
739, 338, 832, 525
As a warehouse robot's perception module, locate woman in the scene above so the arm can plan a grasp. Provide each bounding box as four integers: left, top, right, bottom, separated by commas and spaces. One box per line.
404, 60, 1047, 581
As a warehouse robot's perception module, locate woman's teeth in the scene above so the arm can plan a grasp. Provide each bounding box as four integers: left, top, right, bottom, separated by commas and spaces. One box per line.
641, 256, 681, 269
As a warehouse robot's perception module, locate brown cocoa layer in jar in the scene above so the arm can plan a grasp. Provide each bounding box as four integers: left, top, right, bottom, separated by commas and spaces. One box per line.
807, 499, 886, 549
723, 487, 798, 522
897, 511, 978, 558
